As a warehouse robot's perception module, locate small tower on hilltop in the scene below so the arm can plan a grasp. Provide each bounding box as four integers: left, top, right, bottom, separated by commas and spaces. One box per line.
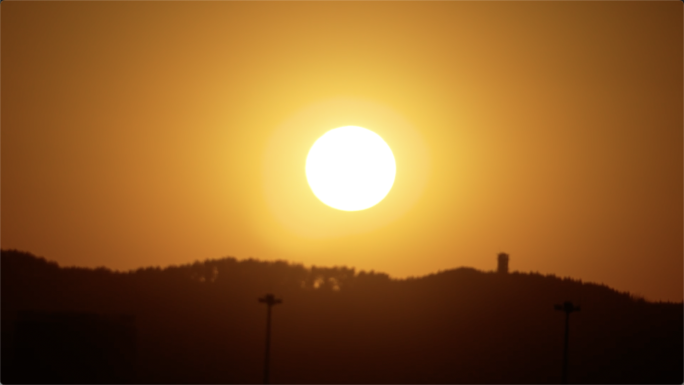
497, 252, 509, 274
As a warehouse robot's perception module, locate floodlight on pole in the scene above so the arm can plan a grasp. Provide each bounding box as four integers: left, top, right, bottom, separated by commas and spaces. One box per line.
554, 301, 580, 384
258, 294, 282, 384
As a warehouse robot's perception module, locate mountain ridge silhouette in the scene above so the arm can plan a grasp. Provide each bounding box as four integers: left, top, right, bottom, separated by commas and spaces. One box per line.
2, 249, 681, 384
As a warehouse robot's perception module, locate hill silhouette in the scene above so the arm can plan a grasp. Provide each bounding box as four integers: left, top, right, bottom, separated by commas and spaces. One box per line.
2, 249, 681, 384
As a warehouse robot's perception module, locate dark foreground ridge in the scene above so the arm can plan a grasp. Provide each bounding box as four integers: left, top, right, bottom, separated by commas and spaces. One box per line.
2, 249, 681, 384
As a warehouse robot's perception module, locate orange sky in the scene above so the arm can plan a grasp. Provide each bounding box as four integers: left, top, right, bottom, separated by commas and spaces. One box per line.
2, 2, 682, 302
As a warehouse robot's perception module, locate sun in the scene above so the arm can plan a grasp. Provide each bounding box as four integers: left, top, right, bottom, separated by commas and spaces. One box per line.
306, 126, 396, 211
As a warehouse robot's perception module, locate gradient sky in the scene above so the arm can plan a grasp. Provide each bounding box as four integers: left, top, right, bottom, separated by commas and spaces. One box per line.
2, 2, 682, 302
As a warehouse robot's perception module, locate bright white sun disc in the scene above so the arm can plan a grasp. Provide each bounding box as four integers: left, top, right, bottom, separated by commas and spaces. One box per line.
306, 126, 396, 211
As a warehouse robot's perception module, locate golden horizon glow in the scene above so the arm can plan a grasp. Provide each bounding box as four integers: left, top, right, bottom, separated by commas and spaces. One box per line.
306, 126, 396, 211
1, 2, 681, 302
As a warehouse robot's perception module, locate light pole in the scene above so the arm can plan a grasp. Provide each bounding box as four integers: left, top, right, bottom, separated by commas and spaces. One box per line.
258, 294, 282, 384
554, 301, 580, 384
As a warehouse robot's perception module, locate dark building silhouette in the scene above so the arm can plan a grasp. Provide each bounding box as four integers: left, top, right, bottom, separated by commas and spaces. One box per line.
497, 252, 509, 274
13, 311, 136, 384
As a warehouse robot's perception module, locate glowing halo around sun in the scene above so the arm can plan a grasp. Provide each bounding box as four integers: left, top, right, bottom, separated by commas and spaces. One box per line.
261, 97, 430, 239
305, 126, 396, 211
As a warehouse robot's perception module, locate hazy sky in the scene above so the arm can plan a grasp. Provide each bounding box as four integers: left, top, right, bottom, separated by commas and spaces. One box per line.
2, 2, 682, 302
